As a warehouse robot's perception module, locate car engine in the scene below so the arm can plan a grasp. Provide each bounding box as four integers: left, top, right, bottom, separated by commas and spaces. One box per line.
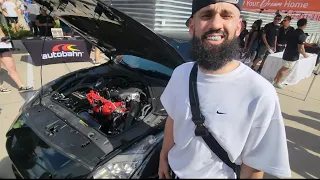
52, 77, 151, 136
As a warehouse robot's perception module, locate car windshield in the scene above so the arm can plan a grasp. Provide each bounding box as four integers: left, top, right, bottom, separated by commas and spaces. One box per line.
115, 55, 174, 76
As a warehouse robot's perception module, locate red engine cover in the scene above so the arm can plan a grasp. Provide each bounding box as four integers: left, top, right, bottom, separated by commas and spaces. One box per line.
86, 90, 126, 116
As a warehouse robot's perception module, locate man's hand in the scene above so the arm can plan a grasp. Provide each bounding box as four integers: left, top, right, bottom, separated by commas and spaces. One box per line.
158, 153, 171, 179
158, 116, 174, 179
303, 54, 309, 58
266, 45, 271, 51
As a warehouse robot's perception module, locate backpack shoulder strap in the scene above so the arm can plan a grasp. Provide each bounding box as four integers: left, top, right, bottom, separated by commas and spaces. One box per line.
189, 63, 241, 178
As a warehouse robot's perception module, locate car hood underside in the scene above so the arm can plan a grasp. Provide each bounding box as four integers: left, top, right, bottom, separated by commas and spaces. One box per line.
34, 0, 184, 70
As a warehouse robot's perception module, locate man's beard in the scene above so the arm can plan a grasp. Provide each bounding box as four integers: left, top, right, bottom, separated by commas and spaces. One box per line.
191, 31, 240, 71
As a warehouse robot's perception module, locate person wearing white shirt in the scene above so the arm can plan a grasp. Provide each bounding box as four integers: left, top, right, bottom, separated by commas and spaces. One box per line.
158, 0, 291, 179
1, 0, 20, 32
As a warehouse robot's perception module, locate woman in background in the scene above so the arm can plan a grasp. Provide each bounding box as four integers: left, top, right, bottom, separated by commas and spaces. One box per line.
0, 27, 32, 93
239, 20, 249, 49
244, 20, 263, 65
1, 0, 20, 32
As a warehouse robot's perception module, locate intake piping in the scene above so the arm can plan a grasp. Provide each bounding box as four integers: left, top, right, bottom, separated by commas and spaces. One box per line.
124, 100, 141, 130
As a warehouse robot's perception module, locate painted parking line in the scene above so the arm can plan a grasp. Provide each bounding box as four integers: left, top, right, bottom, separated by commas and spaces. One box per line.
27, 55, 34, 99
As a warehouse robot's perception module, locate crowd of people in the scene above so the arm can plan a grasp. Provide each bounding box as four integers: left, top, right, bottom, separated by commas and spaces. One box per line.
238, 14, 309, 89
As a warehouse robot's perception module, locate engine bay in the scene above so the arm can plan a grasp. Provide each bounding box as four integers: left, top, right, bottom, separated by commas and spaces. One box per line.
51, 76, 152, 136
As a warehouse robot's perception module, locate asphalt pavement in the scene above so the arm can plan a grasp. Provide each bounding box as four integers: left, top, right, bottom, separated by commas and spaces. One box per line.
0, 47, 319, 179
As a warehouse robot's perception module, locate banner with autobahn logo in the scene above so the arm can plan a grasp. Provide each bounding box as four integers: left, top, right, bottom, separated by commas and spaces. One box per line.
22, 37, 92, 66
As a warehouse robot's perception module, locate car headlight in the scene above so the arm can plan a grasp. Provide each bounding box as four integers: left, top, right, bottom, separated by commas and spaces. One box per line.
92, 132, 163, 179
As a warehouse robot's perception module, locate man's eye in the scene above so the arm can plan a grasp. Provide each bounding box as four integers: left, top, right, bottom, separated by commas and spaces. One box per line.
202, 14, 211, 18
221, 14, 233, 19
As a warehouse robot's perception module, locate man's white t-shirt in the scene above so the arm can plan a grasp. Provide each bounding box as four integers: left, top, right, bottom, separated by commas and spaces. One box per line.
160, 62, 291, 179
2, 1, 18, 17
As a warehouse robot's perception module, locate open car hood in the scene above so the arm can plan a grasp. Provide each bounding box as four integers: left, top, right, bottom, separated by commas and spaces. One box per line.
34, 0, 185, 70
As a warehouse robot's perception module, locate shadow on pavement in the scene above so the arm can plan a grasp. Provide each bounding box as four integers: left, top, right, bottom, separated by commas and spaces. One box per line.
299, 110, 320, 121
11, 48, 29, 55
263, 173, 279, 179
285, 126, 320, 179
0, 69, 32, 101
282, 112, 320, 131
0, 156, 15, 179
20, 55, 34, 65
0, 69, 18, 89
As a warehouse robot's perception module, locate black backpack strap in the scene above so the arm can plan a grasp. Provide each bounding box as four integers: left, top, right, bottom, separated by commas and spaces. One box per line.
189, 63, 241, 178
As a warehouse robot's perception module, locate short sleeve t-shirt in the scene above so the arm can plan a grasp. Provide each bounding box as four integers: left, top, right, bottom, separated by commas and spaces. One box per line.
263, 22, 280, 47
277, 26, 295, 45
160, 62, 291, 179
2, 1, 18, 17
283, 29, 307, 61
36, 14, 55, 36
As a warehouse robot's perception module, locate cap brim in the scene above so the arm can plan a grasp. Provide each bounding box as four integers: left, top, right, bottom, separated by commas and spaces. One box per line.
185, 18, 191, 27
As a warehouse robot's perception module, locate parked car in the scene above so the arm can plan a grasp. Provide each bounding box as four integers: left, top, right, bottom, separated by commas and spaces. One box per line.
5, 0, 191, 179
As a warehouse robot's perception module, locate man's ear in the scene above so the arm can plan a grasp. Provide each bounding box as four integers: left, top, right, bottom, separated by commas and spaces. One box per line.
236, 18, 242, 37
189, 18, 195, 37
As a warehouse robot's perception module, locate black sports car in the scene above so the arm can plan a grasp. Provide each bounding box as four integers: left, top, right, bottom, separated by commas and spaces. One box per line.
5, 0, 192, 179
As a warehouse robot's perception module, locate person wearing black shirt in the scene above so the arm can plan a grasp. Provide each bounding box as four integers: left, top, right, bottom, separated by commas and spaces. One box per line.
276, 16, 295, 52
273, 19, 308, 89
60, 21, 73, 36
239, 20, 249, 49
251, 14, 282, 73
36, 8, 55, 36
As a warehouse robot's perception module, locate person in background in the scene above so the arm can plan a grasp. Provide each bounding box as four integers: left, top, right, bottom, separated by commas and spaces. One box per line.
21, 0, 32, 33
251, 14, 282, 73
244, 19, 262, 64
276, 16, 294, 53
60, 21, 73, 36
0, 28, 33, 93
273, 19, 308, 89
53, 16, 60, 28
26, 0, 40, 36
36, 7, 55, 36
2, 0, 20, 32
239, 20, 249, 49
93, 46, 101, 65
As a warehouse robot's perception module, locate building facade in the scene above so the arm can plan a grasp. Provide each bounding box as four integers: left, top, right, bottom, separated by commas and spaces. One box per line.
105, 0, 320, 43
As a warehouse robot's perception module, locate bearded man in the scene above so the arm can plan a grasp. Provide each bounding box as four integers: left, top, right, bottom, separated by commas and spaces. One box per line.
158, 0, 291, 179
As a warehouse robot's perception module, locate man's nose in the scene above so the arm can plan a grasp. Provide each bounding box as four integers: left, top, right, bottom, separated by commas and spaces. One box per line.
206, 14, 224, 31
